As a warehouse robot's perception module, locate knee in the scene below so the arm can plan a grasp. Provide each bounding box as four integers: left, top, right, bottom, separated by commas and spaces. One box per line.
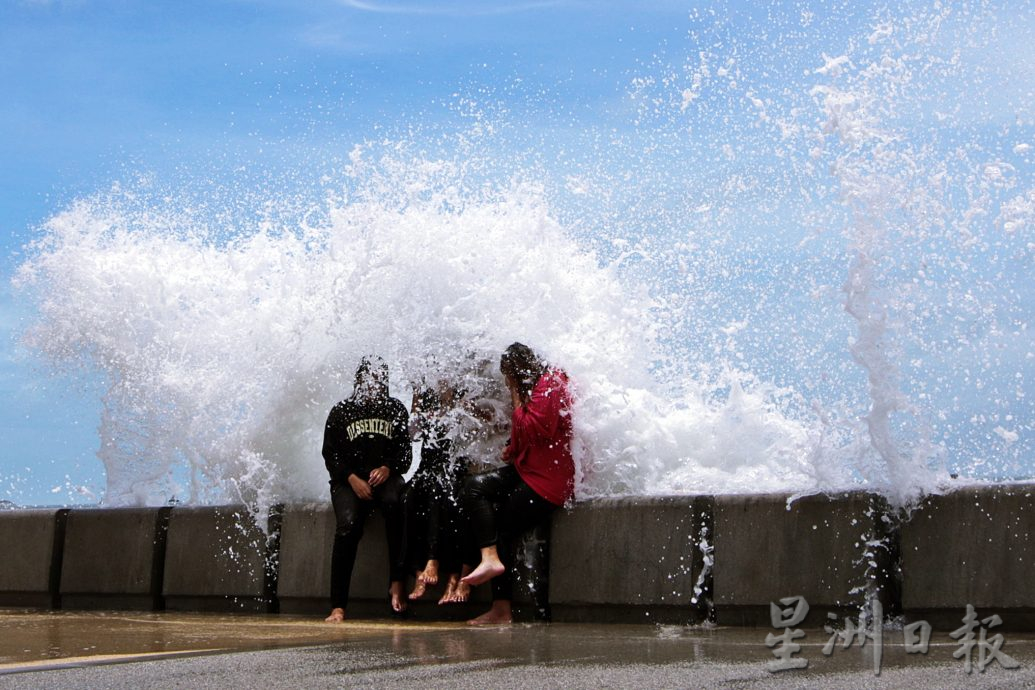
334, 508, 363, 539
335, 519, 362, 540
380, 476, 406, 506
464, 472, 491, 500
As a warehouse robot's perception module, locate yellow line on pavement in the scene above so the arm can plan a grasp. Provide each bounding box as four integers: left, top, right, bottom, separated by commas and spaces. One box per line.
0, 649, 227, 675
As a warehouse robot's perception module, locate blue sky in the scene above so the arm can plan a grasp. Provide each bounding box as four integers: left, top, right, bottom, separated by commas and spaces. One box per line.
3, 0, 1033, 505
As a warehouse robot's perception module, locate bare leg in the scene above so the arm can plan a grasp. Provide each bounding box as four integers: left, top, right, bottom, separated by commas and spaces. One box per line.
421, 559, 440, 585
460, 546, 505, 586
390, 581, 408, 613
467, 600, 512, 626
325, 607, 345, 623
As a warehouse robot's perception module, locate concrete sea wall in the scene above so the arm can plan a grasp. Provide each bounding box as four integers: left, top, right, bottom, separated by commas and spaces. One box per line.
1, 484, 1032, 628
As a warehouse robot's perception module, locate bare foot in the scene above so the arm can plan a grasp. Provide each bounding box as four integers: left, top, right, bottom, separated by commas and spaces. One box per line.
438, 574, 459, 604
390, 581, 408, 613
452, 580, 471, 603
409, 574, 427, 600
446, 565, 472, 603
467, 600, 512, 626
422, 559, 439, 585
460, 558, 504, 586
324, 607, 345, 623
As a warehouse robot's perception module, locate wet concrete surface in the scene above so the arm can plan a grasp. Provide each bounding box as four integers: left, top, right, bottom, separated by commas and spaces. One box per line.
2, 609, 1035, 688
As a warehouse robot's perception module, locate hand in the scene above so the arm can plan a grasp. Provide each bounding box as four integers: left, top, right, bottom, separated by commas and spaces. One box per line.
466, 400, 493, 422
368, 465, 390, 487
348, 473, 373, 500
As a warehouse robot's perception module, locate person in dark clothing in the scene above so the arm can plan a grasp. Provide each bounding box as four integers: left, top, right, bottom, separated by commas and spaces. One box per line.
322, 356, 412, 622
461, 342, 575, 625
404, 382, 473, 604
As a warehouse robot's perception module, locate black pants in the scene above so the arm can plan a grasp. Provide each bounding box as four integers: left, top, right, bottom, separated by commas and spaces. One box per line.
329, 474, 406, 610
405, 479, 467, 574
464, 465, 557, 602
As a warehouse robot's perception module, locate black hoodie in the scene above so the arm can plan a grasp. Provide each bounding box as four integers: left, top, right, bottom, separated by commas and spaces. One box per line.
322, 393, 412, 483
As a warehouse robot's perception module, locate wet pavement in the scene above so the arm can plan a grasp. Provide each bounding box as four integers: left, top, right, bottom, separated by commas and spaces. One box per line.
2, 609, 1035, 688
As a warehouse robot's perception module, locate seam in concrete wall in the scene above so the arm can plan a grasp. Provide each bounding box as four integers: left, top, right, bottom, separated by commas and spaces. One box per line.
264, 504, 283, 614
150, 507, 172, 611
49, 509, 69, 610
694, 496, 716, 623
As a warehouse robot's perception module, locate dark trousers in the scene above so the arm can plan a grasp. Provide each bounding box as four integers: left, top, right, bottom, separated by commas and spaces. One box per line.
405, 482, 465, 574
329, 474, 406, 610
464, 465, 557, 602
405, 461, 473, 575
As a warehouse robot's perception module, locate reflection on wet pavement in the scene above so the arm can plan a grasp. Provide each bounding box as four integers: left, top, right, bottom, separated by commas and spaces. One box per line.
4, 609, 1035, 684
0, 610, 439, 669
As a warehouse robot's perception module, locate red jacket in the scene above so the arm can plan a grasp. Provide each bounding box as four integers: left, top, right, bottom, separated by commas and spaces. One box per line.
503, 368, 575, 506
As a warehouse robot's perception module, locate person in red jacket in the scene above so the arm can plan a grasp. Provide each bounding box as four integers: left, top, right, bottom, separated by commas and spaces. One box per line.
460, 342, 574, 625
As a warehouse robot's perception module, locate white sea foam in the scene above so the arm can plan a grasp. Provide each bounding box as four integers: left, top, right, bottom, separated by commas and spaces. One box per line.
15, 159, 827, 512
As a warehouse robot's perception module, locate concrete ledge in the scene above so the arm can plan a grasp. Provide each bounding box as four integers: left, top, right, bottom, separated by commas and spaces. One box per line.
16, 486, 1035, 628
901, 483, 1035, 630
275, 503, 330, 614
59, 507, 170, 610
0, 509, 67, 608
549, 496, 713, 624
162, 506, 278, 613
713, 492, 891, 626
277, 503, 397, 615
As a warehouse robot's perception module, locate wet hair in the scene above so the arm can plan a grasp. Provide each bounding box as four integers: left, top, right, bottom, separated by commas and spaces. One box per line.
500, 342, 545, 399
354, 355, 389, 390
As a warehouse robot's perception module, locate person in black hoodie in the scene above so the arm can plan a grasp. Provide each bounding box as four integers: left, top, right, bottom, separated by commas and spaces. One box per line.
322, 356, 412, 622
